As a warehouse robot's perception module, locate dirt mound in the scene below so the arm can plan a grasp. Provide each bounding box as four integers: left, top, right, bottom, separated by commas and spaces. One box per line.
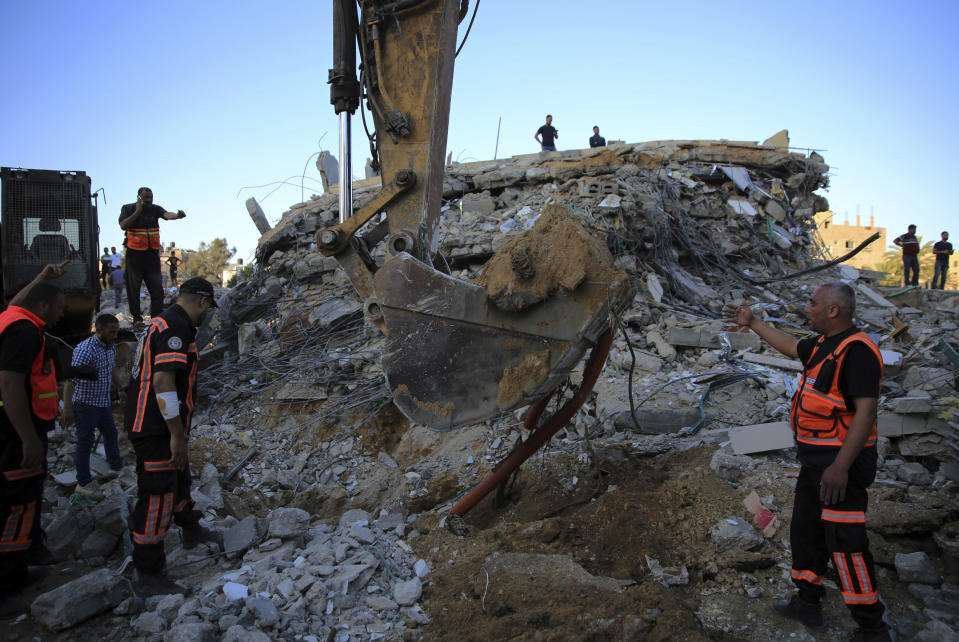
475, 204, 625, 312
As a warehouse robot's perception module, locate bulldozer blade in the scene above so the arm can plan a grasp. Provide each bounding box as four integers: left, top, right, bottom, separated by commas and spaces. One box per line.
373, 252, 632, 430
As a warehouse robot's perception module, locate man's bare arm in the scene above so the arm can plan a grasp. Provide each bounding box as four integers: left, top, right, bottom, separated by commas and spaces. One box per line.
721, 302, 799, 358
8, 261, 69, 307
820, 397, 877, 505
152, 370, 188, 469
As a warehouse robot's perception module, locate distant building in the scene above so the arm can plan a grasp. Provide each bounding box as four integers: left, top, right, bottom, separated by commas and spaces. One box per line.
221, 258, 245, 286
814, 211, 886, 270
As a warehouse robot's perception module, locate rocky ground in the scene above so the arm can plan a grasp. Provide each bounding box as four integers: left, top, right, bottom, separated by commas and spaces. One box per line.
5, 138, 959, 641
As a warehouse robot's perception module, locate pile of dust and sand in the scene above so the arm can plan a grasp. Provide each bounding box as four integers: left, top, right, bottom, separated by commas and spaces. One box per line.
474, 204, 625, 312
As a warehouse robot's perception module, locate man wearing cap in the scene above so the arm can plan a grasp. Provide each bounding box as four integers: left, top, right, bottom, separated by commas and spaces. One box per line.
124, 278, 219, 596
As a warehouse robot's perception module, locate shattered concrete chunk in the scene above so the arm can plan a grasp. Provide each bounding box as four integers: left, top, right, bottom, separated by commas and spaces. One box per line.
711, 518, 764, 551
268, 507, 310, 539
895, 552, 939, 584
31, 569, 133, 631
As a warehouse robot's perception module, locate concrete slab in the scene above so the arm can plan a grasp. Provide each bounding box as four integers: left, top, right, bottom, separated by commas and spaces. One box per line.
857, 284, 896, 309
741, 352, 803, 371
729, 421, 793, 455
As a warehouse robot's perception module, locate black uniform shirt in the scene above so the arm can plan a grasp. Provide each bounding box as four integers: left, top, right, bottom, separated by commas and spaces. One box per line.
0, 320, 54, 436
125, 304, 199, 437
537, 125, 557, 147
797, 326, 881, 411
589, 134, 606, 148
119, 203, 168, 239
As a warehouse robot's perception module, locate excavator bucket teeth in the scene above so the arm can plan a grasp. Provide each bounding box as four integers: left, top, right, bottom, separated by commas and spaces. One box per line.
373, 205, 635, 430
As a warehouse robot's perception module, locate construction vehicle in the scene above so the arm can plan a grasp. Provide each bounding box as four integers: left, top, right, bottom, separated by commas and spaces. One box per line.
323, 1, 632, 513
0, 167, 101, 340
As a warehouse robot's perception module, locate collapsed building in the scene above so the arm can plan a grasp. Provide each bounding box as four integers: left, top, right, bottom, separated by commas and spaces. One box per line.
10, 136, 959, 641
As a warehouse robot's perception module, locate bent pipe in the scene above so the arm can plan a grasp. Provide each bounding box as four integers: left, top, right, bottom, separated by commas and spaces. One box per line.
450, 326, 614, 517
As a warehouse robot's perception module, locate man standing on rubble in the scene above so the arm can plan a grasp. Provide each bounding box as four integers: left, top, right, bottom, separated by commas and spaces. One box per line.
119, 187, 186, 326
589, 126, 606, 148
722, 283, 890, 642
932, 231, 953, 290
535, 114, 559, 152
0, 279, 64, 617
893, 224, 920, 287
125, 278, 219, 596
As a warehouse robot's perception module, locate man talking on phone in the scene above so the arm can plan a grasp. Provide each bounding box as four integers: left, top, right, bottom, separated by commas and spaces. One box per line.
118, 188, 186, 327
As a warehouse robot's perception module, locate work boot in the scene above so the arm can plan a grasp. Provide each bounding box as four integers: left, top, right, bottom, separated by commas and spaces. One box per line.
0, 595, 29, 619
74, 481, 105, 501
133, 570, 187, 597
771, 595, 826, 629
180, 523, 222, 550
849, 625, 892, 641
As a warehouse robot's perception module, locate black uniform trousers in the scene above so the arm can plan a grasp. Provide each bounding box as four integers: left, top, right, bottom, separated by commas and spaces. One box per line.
791, 445, 885, 629
0, 429, 44, 595
125, 249, 165, 319
131, 433, 201, 574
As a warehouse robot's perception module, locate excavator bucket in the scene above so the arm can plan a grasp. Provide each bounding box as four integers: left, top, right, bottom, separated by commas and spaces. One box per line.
374, 205, 635, 430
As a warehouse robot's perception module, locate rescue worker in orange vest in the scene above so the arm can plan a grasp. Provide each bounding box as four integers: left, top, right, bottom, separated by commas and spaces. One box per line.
723, 282, 890, 642
0, 281, 65, 618
119, 187, 186, 325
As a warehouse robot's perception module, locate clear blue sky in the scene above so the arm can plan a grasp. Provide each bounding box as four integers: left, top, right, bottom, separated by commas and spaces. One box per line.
2, 1, 957, 262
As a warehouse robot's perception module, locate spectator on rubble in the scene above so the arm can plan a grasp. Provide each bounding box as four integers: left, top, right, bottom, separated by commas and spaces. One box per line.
166, 251, 181, 288
722, 283, 891, 641
932, 231, 953, 290
100, 247, 112, 289
589, 126, 606, 148
109, 266, 125, 308
125, 278, 220, 597
118, 187, 187, 327
61, 314, 125, 502
893, 224, 920, 287
109, 246, 122, 271
535, 114, 559, 152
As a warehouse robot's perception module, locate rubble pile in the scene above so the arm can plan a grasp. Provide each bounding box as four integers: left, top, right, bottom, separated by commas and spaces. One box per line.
9, 137, 959, 640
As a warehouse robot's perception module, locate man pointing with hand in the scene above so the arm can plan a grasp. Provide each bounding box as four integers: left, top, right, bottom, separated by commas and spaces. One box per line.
119, 187, 186, 325
722, 283, 890, 641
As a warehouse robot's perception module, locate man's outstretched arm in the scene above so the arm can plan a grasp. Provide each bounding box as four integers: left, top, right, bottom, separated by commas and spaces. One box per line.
721, 302, 799, 358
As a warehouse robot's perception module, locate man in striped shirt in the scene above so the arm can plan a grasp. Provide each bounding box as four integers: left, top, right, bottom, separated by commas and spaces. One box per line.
62, 314, 125, 501
893, 224, 920, 287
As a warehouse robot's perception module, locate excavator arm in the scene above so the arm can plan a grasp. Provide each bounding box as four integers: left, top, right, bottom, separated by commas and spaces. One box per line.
322, 0, 633, 430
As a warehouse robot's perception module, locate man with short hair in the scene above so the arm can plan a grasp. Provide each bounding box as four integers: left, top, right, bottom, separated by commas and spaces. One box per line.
723, 284, 889, 641
119, 187, 186, 324
535, 114, 559, 152
0, 280, 65, 617
125, 278, 219, 596
62, 314, 125, 501
100, 247, 112, 289
893, 224, 920, 287
589, 126, 606, 148
109, 246, 122, 271
932, 231, 953, 290
166, 251, 181, 289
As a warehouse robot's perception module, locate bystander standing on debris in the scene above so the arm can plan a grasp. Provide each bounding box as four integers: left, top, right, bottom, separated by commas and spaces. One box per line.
588, 126, 606, 148
109, 266, 125, 308
109, 246, 122, 272
893, 224, 920, 287
119, 187, 186, 326
0, 274, 65, 617
932, 231, 953, 290
722, 283, 891, 642
99, 247, 112, 289
125, 277, 219, 596
535, 114, 559, 152
61, 314, 125, 502
166, 251, 181, 288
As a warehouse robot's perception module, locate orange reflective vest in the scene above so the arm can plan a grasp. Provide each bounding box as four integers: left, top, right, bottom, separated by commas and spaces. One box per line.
125, 227, 162, 251
0, 306, 59, 421
790, 331, 882, 448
